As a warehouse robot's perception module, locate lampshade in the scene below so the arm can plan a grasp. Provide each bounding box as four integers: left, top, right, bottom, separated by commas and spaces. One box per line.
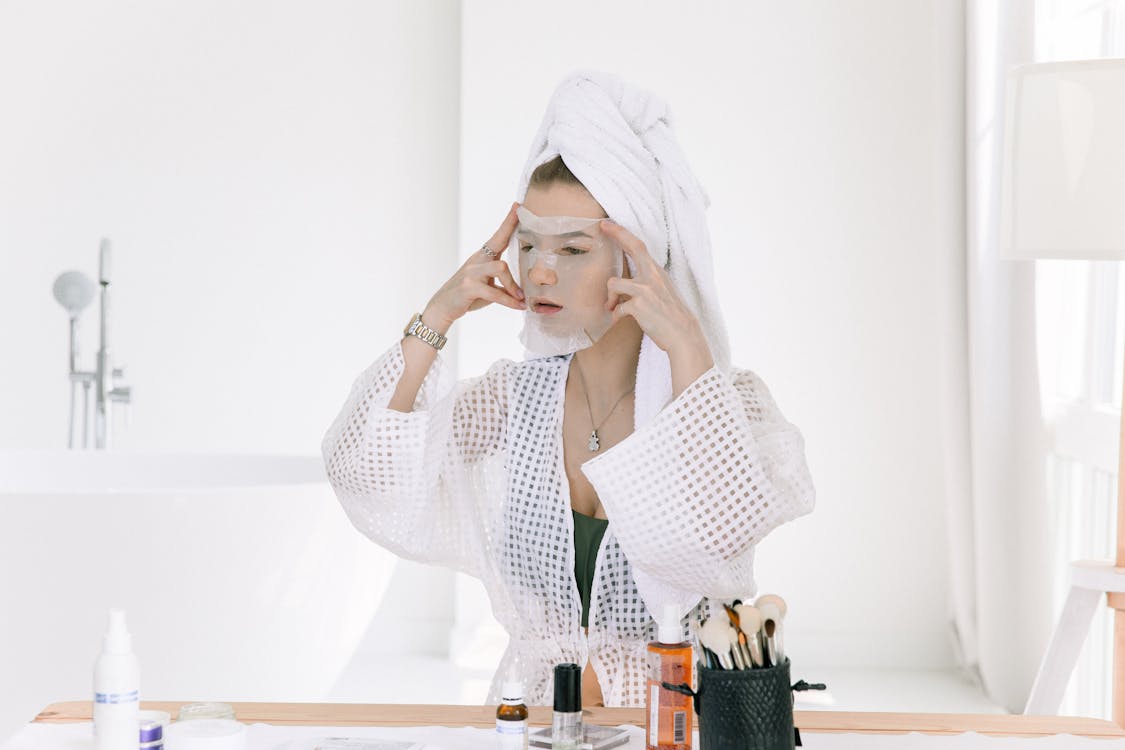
1001, 58, 1125, 260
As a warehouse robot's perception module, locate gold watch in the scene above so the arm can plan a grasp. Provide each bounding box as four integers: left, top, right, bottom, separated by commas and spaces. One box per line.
403, 313, 447, 351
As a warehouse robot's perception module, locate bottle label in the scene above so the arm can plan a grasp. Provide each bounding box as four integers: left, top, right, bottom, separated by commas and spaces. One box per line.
496, 719, 528, 750
94, 690, 139, 704
647, 675, 691, 749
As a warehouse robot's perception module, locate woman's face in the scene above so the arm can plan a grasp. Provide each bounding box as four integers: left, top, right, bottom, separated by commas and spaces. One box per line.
517, 183, 619, 335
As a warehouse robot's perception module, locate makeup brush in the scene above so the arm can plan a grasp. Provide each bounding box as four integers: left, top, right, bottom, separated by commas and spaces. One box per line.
693, 635, 719, 670
734, 604, 764, 668
754, 594, 788, 618
722, 604, 753, 668
725, 624, 746, 670
693, 621, 719, 669
699, 617, 735, 670
757, 601, 785, 666
756, 595, 788, 663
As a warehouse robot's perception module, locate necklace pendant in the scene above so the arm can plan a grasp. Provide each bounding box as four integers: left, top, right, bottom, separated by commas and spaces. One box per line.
588, 430, 600, 452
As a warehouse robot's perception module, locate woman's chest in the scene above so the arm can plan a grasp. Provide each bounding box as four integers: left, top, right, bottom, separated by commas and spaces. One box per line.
504, 358, 635, 520
561, 369, 634, 519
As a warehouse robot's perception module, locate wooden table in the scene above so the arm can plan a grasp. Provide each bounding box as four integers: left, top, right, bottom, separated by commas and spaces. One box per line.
33, 701, 1125, 740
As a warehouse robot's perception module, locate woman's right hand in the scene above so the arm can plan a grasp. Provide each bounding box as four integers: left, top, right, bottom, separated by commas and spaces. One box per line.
422, 203, 526, 332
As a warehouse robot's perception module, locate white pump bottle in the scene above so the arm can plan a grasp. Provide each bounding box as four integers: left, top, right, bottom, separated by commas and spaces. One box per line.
93, 609, 139, 750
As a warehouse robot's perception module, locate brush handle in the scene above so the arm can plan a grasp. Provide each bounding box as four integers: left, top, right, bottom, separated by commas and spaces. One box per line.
749, 636, 764, 668
765, 634, 778, 667
736, 632, 754, 669
729, 644, 745, 670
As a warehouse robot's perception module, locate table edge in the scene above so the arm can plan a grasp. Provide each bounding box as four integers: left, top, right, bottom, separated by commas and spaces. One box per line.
31, 701, 1125, 739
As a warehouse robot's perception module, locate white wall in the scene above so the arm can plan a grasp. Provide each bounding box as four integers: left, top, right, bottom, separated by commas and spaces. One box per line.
0, 0, 461, 456
458, 0, 966, 670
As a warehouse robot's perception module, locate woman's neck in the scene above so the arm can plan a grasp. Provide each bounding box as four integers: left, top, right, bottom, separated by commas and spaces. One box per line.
572, 317, 644, 410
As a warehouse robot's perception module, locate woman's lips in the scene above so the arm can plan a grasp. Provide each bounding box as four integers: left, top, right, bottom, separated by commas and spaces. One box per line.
532, 301, 563, 315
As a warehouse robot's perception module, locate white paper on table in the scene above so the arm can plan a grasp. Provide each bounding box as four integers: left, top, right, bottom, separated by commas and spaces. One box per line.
275, 737, 424, 750
5, 722, 1125, 750
796, 730, 1125, 748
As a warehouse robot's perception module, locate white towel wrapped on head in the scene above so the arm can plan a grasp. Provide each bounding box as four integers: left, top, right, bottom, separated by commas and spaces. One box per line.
516, 69, 731, 427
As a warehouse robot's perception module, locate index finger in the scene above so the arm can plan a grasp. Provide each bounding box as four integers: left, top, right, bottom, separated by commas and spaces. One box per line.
484, 202, 521, 257
599, 219, 657, 271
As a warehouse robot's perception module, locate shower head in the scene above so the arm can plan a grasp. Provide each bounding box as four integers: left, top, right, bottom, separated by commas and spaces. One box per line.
52, 270, 96, 319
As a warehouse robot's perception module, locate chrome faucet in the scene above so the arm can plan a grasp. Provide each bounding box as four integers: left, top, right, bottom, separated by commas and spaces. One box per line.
52, 238, 132, 449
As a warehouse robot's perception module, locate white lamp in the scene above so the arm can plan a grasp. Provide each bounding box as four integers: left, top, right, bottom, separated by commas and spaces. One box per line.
1001, 58, 1125, 723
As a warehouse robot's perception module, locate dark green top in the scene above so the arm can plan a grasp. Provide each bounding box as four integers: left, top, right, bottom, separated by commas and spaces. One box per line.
572, 509, 610, 628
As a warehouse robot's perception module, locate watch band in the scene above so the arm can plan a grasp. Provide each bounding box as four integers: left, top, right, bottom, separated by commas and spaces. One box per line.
403, 313, 447, 351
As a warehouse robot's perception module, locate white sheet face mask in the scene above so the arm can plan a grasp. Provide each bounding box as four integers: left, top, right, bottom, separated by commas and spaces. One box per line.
511, 206, 624, 357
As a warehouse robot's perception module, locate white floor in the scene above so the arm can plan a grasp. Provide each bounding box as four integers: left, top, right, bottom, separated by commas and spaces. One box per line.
326, 655, 1007, 715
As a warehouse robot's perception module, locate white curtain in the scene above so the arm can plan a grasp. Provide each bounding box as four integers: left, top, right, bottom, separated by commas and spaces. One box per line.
953, 0, 1055, 713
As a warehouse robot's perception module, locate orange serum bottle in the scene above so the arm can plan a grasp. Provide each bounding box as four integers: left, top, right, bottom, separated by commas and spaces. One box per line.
646, 605, 692, 750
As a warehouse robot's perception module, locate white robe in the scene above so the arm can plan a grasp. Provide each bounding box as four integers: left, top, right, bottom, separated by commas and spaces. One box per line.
321, 341, 815, 707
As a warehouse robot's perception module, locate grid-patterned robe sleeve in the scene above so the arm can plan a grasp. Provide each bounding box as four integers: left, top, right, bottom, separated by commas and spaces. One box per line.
581, 365, 815, 601
321, 341, 512, 578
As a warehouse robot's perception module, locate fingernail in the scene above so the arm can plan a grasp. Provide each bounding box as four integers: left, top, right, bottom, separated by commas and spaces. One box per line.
517, 289, 525, 300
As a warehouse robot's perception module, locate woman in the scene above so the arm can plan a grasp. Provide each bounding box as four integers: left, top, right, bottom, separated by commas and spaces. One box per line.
322, 70, 815, 708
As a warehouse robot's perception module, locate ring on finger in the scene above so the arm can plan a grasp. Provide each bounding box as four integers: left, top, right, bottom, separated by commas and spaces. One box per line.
480, 243, 497, 258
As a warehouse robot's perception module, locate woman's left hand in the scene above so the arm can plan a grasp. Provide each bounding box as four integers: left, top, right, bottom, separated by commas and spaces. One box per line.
601, 219, 709, 358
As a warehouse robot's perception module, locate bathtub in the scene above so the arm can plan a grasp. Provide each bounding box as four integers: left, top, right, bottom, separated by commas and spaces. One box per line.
0, 450, 397, 738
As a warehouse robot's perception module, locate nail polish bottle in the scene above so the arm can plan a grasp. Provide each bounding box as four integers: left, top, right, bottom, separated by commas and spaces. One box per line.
551, 663, 582, 750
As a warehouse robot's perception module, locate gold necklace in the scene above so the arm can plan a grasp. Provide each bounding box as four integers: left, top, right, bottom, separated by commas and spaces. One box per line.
573, 356, 634, 452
